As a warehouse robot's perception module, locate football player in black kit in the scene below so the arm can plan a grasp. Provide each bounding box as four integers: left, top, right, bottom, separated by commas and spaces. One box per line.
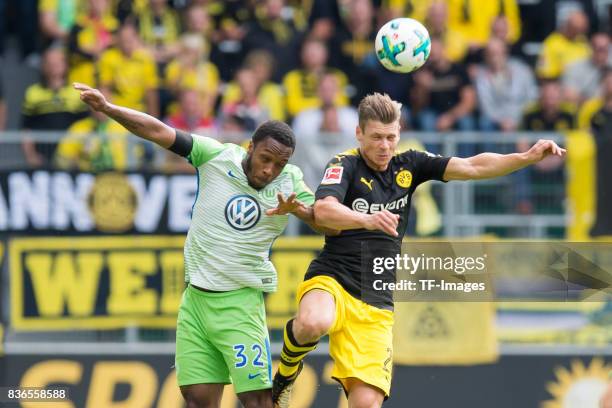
272, 93, 566, 408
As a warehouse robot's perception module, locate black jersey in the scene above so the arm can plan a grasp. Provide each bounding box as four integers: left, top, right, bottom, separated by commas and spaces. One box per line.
305, 148, 450, 309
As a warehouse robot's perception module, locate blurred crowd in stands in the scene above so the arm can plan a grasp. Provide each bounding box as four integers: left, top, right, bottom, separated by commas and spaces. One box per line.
0, 1, 610, 218
0, 2, 609, 137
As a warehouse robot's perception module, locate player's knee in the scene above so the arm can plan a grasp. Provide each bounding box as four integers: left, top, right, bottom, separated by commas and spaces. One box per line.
294, 312, 333, 340
347, 381, 384, 408
180, 386, 220, 408
182, 395, 216, 408
349, 392, 384, 408
238, 389, 272, 408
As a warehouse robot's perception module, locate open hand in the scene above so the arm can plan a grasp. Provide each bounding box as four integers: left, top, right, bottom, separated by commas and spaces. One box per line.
524, 139, 566, 164
266, 193, 305, 216
73, 82, 108, 112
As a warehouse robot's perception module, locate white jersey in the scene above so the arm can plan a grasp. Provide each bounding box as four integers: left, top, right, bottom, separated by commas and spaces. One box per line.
184, 134, 314, 292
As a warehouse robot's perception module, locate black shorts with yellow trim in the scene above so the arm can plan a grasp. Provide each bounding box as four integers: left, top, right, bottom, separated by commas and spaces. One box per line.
296, 275, 394, 398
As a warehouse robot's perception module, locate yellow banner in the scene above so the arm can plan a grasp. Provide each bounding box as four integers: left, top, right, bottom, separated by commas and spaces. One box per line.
393, 302, 498, 365
8, 235, 608, 350
9, 236, 322, 330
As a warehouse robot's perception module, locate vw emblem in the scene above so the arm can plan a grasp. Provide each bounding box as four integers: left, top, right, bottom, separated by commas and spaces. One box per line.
225, 195, 261, 231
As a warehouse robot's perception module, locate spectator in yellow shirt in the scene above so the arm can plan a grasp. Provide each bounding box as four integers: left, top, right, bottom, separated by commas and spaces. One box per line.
490, 15, 520, 52
447, 0, 521, 47
244, 0, 303, 81
578, 95, 604, 131
516, 80, 574, 214
562, 33, 611, 106
164, 34, 219, 117
115, 0, 148, 22
221, 67, 271, 132
55, 111, 132, 171
378, 0, 437, 25
425, 1, 468, 63
137, 0, 181, 65
188, 0, 252, 81
67, 0, 118, 86
292, 72, 359, 140
222, 49, 286, 121
329, 0, 377, 104
98, 20, 159, 116
22, 47, 90, 167
465, 15, 524, 70
39, 0, 84, 43
537, 10, 591, 79
577, 63, 611, 130
283, 38, 349, 118
183, 3, 212, 41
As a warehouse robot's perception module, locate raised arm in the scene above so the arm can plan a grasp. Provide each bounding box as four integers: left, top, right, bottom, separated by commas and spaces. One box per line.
443, 139, 566, 181
73, 82, 175, 148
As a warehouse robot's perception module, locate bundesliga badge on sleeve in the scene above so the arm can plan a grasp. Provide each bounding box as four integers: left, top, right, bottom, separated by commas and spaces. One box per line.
321, 167, 344, 185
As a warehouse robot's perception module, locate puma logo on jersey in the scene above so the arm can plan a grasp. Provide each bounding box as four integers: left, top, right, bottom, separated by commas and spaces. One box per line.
383, 347, 392, 374
360, 177, 374, 191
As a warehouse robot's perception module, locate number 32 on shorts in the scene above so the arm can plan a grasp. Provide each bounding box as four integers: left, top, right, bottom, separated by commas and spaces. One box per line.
233, 344, 265, 368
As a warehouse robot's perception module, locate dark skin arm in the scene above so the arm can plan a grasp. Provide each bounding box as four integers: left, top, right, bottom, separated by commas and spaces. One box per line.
74, 82, 175, 147
266, 193, 340, 235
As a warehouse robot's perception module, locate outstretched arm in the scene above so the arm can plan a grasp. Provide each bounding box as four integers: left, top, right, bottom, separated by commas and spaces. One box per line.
443, 139, 566, 181
73, 82, 175, 148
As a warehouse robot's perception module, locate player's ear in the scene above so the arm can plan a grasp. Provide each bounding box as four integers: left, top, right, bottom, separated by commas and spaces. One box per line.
247, 141, 254, 154
356, 125, 363, 141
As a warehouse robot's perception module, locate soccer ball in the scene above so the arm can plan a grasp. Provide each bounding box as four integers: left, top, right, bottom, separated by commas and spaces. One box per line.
375, 18, 431, 74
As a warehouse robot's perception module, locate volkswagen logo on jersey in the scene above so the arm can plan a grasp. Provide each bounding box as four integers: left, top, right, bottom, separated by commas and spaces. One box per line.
225, 195, 261, 230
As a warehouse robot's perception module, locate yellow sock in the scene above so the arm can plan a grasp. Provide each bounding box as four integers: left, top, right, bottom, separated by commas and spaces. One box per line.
278, 319, 318, 377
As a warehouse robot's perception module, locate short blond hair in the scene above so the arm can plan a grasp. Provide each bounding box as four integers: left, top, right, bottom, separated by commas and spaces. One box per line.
358, 93, 402, 130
